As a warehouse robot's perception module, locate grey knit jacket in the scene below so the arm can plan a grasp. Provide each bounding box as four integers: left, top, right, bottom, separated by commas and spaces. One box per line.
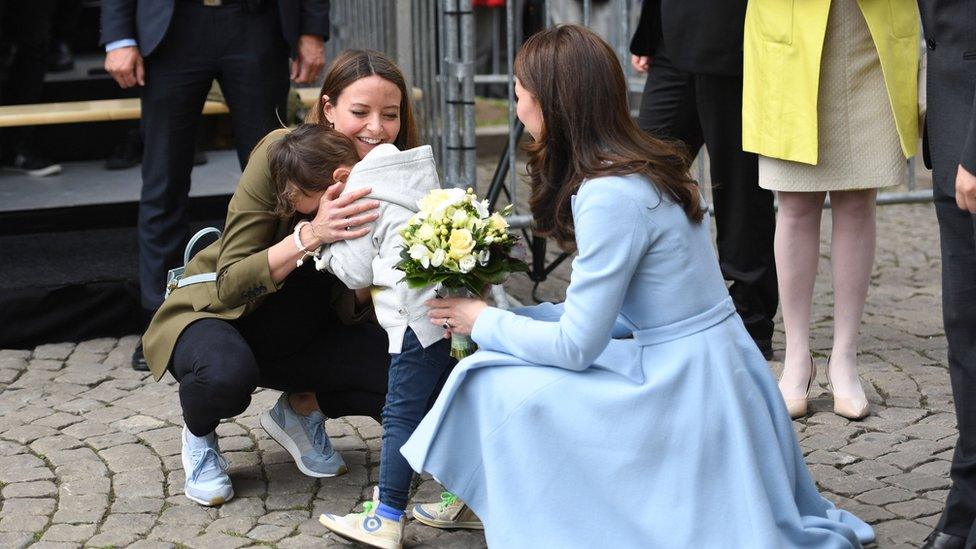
314, 144, 445, 353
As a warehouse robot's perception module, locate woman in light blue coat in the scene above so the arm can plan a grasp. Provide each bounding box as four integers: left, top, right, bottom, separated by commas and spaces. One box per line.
402, 25, 874, 548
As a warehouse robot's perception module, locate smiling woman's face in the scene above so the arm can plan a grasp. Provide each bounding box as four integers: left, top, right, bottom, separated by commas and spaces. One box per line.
323, 75, 402, 157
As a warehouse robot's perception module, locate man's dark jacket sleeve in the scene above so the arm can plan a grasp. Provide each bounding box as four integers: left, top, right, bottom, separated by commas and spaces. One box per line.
99, 0, 137, 46
629, 0, 661, 57
301, 0, 330, 40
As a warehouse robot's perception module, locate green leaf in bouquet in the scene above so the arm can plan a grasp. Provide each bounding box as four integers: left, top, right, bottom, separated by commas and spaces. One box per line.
462, 278, 484, 296
483, 271, 509, 285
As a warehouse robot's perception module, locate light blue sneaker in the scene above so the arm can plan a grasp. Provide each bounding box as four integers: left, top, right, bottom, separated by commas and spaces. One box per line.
181, 426, 234, 506
260, 393, 347, 478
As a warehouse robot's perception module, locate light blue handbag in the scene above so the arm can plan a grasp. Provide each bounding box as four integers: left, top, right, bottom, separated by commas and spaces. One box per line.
164, 227, 222, 299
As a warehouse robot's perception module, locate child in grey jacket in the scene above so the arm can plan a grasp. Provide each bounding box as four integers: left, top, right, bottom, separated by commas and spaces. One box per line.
315, 143, 447, 353
311, 141, 460, 547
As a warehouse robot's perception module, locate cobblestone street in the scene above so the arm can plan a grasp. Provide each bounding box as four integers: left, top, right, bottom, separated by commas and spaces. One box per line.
0, 201, 956, 548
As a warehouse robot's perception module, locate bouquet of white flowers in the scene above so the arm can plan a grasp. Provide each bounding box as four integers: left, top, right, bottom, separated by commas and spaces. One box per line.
396, 187, 528, 358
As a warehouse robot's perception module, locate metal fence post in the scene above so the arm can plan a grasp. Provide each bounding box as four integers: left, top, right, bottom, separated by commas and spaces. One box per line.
460, 0, 477, 191
442, 0, 461, 187
506, 0, 518, 206
395, 0, 414, 88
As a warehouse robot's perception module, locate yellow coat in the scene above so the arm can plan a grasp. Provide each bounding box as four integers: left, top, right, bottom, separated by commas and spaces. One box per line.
742, 0, 919, 165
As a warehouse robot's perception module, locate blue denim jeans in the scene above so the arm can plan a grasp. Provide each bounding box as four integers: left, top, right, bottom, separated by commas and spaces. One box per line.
379, 327, 456, 510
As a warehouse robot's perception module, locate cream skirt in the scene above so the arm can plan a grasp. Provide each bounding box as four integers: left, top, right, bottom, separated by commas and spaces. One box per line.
758, 0, 907, 192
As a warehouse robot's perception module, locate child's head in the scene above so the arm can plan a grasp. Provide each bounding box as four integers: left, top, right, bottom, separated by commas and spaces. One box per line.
268, 123, 361, 217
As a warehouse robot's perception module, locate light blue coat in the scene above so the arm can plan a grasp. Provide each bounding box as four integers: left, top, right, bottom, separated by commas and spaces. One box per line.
402, 175, 873, 548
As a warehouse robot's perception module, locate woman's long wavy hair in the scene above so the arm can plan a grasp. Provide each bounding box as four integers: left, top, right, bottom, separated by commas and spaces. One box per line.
305, 49, 419, 150
514, 24, 703, 251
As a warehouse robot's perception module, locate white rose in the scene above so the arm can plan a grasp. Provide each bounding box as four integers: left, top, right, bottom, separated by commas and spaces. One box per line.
417, 189, 448, 212
420, 188, 463, 214
416, 223, 436, 241
451, 208, 470, 228
445, 187, 467, 201
409, 243, 431, 269
438, 189, 467, 216
459, 255, 477, 273
478, 249, 490, 266
430, 248, 446, 267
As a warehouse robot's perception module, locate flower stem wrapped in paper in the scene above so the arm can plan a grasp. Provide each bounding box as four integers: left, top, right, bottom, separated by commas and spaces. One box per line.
396, 187, 529, 359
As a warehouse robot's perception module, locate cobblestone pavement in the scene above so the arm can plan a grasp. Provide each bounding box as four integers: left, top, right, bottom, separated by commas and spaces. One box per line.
0, 202, 954, 548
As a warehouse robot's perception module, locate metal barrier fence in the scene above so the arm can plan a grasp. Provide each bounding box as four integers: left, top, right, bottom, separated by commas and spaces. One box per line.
324, 1, 445, 165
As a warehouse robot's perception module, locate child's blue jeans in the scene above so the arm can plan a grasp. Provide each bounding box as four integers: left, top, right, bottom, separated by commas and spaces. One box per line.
379, 327, 456, 510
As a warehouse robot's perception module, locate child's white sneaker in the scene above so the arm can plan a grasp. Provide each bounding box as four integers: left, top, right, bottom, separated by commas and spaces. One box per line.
412, 492, 483, 529
319, 500, 405, 549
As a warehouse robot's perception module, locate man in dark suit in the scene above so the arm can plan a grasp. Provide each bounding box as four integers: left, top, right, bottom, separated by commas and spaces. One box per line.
100, 0, 329, 370
629, 0, 778, 358
918, 1, 976, 548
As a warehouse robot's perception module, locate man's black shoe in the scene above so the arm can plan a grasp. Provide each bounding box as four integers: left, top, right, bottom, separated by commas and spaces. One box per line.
132, 342, 149, 372
754, 338, 774, 360
8, 150, 62, 177
922, 530, 966, 549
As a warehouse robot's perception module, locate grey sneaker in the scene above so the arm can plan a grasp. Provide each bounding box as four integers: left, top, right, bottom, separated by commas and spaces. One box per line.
181, 426, 234, 506
260, 393, 347, 478
412, 492, 483, 530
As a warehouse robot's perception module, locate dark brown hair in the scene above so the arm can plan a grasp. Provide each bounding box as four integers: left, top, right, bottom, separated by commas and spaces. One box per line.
514, 24, 703, 250
305, 49, 419, 150
268, 124, 360, 218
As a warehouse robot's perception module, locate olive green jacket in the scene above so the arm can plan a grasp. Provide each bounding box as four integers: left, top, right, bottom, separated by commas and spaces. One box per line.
142, 129, 366, 380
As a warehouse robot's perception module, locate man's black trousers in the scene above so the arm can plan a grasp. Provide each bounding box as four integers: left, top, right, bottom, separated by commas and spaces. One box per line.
139, 1, 290, 313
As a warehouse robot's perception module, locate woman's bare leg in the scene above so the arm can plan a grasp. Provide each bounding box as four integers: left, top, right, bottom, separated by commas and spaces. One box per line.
775, 190, 827, 399
826, 188, 876, 401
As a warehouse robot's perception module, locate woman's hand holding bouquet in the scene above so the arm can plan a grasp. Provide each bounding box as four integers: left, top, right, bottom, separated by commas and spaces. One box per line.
396, 188, 528, 358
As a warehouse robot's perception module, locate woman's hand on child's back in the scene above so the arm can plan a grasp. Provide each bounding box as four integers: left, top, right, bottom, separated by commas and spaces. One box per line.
311, 182, 380, 245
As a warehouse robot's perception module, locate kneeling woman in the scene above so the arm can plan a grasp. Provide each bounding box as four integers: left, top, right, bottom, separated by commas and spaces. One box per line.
143, 50, 415, 506
404, 25, 875, 548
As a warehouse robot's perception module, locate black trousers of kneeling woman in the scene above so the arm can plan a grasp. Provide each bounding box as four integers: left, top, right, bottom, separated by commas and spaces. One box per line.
169, 263, 390, 436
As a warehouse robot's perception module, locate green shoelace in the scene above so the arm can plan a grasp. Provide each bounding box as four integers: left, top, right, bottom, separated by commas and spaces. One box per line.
439, 491, 458, 510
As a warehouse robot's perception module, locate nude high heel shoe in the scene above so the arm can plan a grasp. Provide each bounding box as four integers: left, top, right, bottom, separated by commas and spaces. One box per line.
826, 355, 870, 420
780, 355, 816, 419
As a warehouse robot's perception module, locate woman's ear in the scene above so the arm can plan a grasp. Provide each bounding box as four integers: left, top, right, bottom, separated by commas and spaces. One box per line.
321, 95, 335, 125
332, 166, 351, 183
